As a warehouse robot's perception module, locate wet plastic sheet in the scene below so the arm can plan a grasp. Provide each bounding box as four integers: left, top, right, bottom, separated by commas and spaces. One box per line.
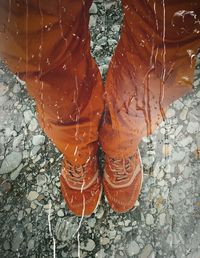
0, 0, 200, 257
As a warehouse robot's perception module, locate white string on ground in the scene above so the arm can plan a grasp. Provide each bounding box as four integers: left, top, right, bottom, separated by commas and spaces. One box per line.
77, 231, 81, 258
48, 200, 56, 258
72, 194, 86, 258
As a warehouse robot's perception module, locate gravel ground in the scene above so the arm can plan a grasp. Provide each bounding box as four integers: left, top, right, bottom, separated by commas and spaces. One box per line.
0, 1, 200, 257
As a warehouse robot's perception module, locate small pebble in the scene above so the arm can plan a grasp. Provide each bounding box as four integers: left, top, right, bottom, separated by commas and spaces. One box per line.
13, 134, 23, 149
24, 110, 33, 124
28, 239, 35, 250
126, 241, 140, 256
89, 16, 97, 27
166, 108, 175, 118
96, 206, 104, 219
178, 136, 193, 147
0, 152, 22, 174
32, 135, 45, 146
173, 100, 184, 110
0, 181, 12, 193
17, 210, 24, 221
57, 209, 64, 217
146, 214, 154, 225
101, 237, 110, 246
12, 230, 24, 252
172, 150, 185, 161
82, 239, 95, 252
162, 144, 172, 157
187, 121, 199, 134
89, 3, 98, 14
140, 244, 154, 258
13, 84, 21, 93
159, 213, 166, 226
0, 69, 5, 75
3, 240, 10, 250
87, 218, 96, 228
179, 107, 188, 120
27, 191, 39, 201
0, 83, 9, 96
10, 164, 23, 180
36, 174, 47, 186
28, 118, 38, 131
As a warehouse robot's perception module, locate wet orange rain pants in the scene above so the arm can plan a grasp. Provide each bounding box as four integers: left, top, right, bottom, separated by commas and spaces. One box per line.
0, 1, 200, 163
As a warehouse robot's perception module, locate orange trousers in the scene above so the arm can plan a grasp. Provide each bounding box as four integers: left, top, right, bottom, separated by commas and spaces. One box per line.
0, 1, 200, 164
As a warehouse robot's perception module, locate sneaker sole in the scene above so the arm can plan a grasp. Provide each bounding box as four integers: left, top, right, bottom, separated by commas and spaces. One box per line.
78, 182, 103, 218
130, 147, 143, 212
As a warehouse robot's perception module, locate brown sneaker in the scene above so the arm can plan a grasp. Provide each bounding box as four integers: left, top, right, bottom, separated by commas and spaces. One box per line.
103, 149, 143, 213
60, 156, 102, 217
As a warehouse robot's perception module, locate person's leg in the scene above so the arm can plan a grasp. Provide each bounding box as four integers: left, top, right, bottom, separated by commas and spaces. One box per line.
0, 0, 104, 216
100, 0, 200, 212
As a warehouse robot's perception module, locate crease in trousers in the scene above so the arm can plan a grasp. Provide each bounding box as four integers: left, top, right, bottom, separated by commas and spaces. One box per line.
0, 0, 200, 164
